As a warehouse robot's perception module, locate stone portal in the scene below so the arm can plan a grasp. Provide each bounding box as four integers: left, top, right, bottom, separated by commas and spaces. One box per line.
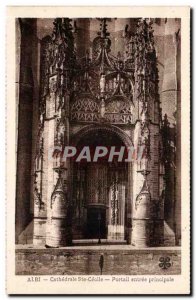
71, 128, 128, 241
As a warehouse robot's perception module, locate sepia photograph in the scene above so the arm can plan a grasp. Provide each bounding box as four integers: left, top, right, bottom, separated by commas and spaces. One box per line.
6, 6, 190, 294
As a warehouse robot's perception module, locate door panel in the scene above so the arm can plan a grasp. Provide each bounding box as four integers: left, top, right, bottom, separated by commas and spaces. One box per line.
86, 208, 106, 239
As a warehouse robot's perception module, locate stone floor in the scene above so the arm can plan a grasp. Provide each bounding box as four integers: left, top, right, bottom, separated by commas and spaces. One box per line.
16, 245, 181, 276
16, 243, 181, 250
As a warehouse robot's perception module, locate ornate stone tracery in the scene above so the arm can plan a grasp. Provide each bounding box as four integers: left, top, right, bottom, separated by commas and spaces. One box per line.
68, 18, 136, 125
70, 98, 99, 122
33, 17, 165, 248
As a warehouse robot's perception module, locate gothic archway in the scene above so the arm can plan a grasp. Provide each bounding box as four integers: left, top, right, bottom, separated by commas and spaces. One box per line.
70, 124, 133, 242
71, 124, 133, 148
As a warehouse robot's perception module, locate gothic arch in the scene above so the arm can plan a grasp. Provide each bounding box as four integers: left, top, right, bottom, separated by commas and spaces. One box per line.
71, 124, 133, 148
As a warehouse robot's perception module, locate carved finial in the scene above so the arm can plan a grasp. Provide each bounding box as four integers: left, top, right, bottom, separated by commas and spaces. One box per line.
98, 18, 110, 38
52, 18, 73, 42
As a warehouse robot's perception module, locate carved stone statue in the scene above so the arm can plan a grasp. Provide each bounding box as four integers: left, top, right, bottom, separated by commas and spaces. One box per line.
55, 120, 65, 146
100, 98, 105, 118
100, 73, 106, 93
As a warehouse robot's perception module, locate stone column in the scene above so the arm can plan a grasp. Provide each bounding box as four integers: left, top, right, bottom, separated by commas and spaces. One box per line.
131, 120, 152, 247
33, 36, 51, 245
73, 18, 90, 58
40, 18, 74, 247
46, 167, 71, 247
16, 19, 37, 243
131, 19, 163, 247
159, 19, 181, 245
174, 26, 181, 245
33, 120, 46, 245
126, 162, 133, 244
45, 94, 72, 247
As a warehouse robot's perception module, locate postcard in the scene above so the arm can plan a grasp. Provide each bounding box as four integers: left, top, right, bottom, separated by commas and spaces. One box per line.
6, 6, 190, 294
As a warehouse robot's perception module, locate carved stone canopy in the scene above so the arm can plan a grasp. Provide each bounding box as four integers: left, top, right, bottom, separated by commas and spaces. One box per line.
39, 18, 159, 126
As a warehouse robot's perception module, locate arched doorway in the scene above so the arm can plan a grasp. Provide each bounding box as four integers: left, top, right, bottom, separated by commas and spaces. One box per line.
70, 126, 131, 242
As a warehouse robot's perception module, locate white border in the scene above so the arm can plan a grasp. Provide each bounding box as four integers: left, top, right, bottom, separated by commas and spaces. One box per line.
6, 5, 190, 295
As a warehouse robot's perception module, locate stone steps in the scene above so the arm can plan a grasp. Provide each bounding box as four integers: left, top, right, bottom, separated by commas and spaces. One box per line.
72, 239, 127, 246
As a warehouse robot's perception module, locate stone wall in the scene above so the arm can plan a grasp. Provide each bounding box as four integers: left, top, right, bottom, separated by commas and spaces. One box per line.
16, 248, 181, 275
